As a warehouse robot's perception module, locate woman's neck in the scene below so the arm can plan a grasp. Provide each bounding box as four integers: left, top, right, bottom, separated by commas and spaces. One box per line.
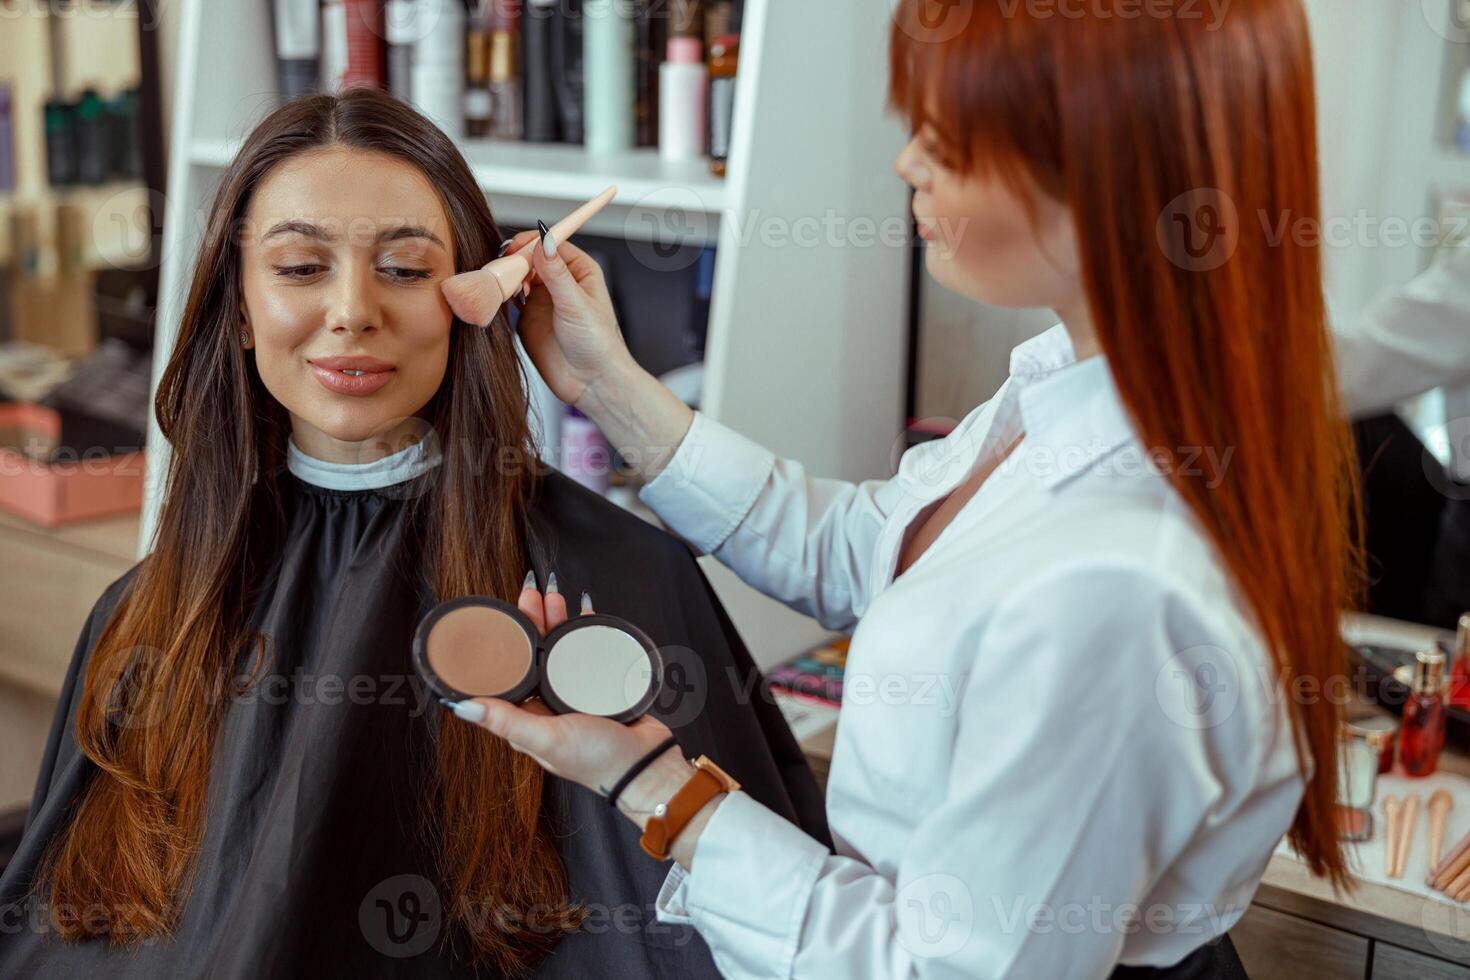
1054, 300, 1101, 362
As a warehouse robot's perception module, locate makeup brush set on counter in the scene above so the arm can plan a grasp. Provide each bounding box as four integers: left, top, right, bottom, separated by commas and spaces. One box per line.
1322, 613, 1470, 903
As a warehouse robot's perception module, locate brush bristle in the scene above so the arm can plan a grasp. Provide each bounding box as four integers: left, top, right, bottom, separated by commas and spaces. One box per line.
441, 269, 503, 327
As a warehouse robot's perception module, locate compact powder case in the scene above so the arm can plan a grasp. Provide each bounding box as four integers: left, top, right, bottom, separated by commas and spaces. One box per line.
413, 595, 664, 724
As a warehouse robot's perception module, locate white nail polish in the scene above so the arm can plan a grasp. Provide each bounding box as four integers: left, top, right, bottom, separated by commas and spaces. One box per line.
523, 569, 536, 591
547, 571, 560, 595
452, 701, 487, 723
542, 229, 558, 259
580, 592, 593, 614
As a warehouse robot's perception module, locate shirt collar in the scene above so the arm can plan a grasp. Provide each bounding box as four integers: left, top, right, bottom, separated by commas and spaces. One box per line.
1006, 324, 1140, 492
286, 431, 442, 491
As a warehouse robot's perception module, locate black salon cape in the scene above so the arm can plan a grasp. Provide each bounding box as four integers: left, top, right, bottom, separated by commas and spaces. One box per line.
0, 469, 831, 978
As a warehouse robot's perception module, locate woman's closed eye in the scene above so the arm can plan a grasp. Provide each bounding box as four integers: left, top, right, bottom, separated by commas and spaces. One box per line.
270, 264, 435, 282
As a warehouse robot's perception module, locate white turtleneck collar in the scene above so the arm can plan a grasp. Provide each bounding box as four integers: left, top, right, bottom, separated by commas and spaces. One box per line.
286, 433, 442, 491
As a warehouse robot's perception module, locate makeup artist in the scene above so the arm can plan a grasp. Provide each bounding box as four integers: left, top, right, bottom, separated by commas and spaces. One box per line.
448, 1, 1362, 977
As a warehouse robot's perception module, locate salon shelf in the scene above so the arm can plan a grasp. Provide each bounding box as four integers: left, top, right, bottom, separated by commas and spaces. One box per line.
189, 136, 728, 214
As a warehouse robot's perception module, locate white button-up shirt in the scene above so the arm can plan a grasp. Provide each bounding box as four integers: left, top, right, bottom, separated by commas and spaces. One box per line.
637, 325, 1304, 980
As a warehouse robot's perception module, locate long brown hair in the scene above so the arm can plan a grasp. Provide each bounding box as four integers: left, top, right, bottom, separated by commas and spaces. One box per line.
38, 88, 579, 970
891, 0, 1363, 886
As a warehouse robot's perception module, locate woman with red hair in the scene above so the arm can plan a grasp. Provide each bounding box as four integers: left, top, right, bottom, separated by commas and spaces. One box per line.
456, 1, 1362, 976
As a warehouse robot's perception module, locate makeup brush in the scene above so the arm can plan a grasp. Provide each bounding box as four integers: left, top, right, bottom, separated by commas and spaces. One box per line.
441, 185, 619, 326
1429, 790, 1455, 872
1391, 793, 1420, 878
1429, 825, 1470, 889
1383, 795, 1401, 877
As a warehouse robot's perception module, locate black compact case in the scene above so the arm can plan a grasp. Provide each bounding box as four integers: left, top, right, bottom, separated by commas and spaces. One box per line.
413, 595, 664, 724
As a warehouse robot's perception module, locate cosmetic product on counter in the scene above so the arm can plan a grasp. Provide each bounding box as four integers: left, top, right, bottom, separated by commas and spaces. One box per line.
384, 0, 417, 101
1429, 789, 1455, 869
659, 36, 707, 161
0, 85, 15, 193
488, 25, 523, 139
43, 98, 77, 187
707, 32, 738, 177
1343, 706, 1398, 776
584, 0, 635, 153
464, 11, 493, 138
1336, 720, 1381, 842
562, 406, 613, 493
1402, 648, 1449, 777
1390, 792, 1421, 878
273, 0, 322, 99
411, 0, 466, 140
1382, 795, 1401, 873
551, 0, 586, 143
522, 0, 559, 140
1450, 613, 1470, 708
414, 595, 664, 722
1431, 821, 1470, 891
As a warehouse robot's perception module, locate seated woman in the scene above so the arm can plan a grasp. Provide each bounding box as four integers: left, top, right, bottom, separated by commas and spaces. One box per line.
0, 88, 827, 978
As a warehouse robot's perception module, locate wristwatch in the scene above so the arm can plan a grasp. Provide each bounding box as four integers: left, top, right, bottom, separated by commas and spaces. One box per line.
639, 755, 741, 861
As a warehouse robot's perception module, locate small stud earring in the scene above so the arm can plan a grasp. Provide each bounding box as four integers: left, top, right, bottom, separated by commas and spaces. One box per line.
240, 330, 250, 348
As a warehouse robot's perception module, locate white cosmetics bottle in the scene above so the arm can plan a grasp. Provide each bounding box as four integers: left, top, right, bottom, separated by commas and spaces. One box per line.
659, 36, 707, 161
583, 0, 635, 154
411, 0, 466, 140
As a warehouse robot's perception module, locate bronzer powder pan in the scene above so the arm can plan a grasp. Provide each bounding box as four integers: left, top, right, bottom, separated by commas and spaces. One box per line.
412, 596, 664, 724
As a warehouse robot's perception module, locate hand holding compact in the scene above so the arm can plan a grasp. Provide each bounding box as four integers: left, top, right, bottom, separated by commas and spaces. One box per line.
444, 580, 676, 798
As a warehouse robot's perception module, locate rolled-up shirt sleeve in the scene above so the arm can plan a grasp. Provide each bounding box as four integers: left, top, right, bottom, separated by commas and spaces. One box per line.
638, 411, 921, 630
655, 560, 1268, 979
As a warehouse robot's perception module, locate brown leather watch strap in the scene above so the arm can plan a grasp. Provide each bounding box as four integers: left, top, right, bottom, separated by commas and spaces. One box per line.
639, 766, 726, 861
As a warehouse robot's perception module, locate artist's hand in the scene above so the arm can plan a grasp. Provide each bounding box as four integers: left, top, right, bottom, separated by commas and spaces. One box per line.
501, 228, 639, 411
451, 579, 676, 806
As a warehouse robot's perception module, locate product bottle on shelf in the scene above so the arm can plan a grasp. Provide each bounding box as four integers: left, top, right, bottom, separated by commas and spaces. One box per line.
465, 13, 493, 139
707, 33, 738, 177
584, 0, 635, 153
1401, 648, 1449, 778
659, 36, 707, 161
489, 27, 524, 140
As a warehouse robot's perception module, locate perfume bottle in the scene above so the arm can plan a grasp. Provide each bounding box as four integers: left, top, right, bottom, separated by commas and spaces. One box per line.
1401, 648, 1449, 778
1449, 613, 1470, 709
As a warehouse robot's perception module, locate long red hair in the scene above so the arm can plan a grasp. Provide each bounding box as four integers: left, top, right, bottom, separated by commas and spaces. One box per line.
891, 0, 1363, 886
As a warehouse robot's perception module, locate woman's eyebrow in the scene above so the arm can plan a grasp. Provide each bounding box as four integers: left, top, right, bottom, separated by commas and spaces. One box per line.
262, 220, 446, 248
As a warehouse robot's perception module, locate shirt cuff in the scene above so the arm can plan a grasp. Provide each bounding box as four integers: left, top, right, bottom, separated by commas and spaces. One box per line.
656, 791, 828, 980
638, 411, 777, 555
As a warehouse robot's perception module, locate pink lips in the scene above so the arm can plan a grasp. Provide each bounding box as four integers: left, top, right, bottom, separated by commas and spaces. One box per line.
308, 355, 395, 397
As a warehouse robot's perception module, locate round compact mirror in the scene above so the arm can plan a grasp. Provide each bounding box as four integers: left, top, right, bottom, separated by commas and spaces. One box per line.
539, 615, 664, 723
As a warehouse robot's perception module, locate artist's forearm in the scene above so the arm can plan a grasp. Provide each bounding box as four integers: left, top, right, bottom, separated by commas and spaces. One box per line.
615, 747, 725, 871
576, 361, 696, 484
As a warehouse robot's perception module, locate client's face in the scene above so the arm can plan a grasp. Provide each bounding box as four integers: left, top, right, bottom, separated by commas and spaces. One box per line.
239, 145, 457, 462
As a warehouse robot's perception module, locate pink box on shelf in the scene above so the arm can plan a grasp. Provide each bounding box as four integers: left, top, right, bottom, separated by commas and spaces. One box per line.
0, 402, 146, 528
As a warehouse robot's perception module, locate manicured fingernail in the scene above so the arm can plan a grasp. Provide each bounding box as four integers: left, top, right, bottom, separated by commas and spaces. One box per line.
522, 569, 537, 591
497, 239, 512, 258
538, 220, 557, 259
546, 571, 560, 595
451, 700, 487, 723
580, 591, 593, 614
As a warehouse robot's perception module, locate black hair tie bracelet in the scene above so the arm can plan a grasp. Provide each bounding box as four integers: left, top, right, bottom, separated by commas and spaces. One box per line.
606, 736, 679, 810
